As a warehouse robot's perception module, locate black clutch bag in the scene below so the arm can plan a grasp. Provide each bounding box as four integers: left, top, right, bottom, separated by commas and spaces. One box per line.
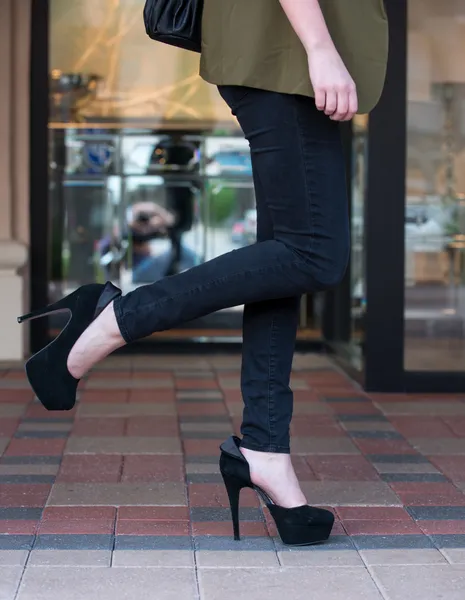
143, 0, 203, 53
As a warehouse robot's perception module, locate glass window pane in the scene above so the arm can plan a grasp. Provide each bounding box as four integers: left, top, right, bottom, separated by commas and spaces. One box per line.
405, 0, 465, 370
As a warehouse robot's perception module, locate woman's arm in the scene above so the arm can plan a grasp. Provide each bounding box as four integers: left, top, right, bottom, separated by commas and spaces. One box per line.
279, 0, 358, 120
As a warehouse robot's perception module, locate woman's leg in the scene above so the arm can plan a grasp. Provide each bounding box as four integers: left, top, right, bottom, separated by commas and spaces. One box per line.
68, 87, 349, 390
240, 158, 306, 506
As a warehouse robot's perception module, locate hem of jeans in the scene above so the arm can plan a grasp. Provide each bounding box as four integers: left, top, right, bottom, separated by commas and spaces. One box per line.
113, 296, 133, 344
240, 440, 290, 454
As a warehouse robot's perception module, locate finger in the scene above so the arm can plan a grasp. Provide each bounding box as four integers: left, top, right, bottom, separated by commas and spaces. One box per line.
314, 88, 326, 111
331, 89, 349, 121
324, 89, 337, 116
344, 88, 358, 121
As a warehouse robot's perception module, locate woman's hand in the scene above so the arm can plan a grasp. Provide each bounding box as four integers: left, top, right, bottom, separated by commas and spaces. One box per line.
278, 0, 358, 121
307, 43, 358, 121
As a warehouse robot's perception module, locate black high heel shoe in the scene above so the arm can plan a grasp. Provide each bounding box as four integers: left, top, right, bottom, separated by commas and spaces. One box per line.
220, 436, 334, 546
17, 282, 121, 411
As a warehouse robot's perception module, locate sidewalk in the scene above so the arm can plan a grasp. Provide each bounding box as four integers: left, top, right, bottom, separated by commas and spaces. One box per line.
0, 353, 464, 599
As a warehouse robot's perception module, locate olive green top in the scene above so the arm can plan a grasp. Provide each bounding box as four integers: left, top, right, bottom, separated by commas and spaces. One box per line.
200, 0, 389, 114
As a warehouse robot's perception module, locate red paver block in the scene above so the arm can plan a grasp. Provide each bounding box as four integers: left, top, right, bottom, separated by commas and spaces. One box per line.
291, 418, 345, 437
57, 455, 123, 483
42, 507, 117, 520
397, 492, 465, 506
177, 403, 228, 418
0, 390, 33, 403
133, 371, 174, 379
336, 506, 413, 521
388, 417, 458, 438
222, 390, 242, 403
128, 390, 176, 403
176, 379, 219, 390
118, 506, 189, 521
0, 418, 20, 437
192, 521, 268, 537
353, 438, 417, 455
388, 482, 464, 494
328, 403, 381, 416
88, 371, 132, 380
429, 456, 465, 482
183, 440, 224, 456
24, 404, 77, 419
0, 520, 39, 535
418, 521, 465, 535
116, 520, 189, 536
39, 519, 114, 535
72, 417, 126, 436
307, 455, 380, 482
442, 417, 465, 437
126, 416, 179, 437
188, 483, 260, 508
121, 455, 184, 483
0, 485, 51, 507
342, 520, 423, 536
293, 391, 324, 403
4, 439, 66, 456
78, 391, 129, 404
290, 456, 318, 481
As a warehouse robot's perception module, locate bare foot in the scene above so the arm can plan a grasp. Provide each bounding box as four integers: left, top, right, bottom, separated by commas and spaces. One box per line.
240, 447, 307, 508
67, 302, 126, 379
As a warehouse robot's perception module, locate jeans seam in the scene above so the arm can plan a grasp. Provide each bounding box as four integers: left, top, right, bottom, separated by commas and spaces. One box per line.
113, 296, 132, 343
267, 314, 277, 449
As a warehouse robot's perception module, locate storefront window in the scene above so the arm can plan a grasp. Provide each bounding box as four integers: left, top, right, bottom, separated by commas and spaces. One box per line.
405, 0, 465, 370
47, 0, 321, 340
351, 114, 369, 367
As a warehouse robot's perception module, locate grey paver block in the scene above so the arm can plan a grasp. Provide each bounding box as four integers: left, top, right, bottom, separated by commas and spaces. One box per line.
360, 549, 447, 566
196, 549, 279, 568
65, 436, 181, 454
278, 548, 363, 567
17, 566, 197, 600
194, 536, 274, 552
378, 402, 465, 416
371, 565, 465, 600
191, 507, 263, 522
368, 454, 429, 464
442, 549, 465, 564
291, 437, 360, 455
407, 507, 465, 521
352, 535, 435, 550
0, 535, 34, 550
0, 550, 29, 566
112, 549, 194, 567
78, 403, 176, 417
300, 481, 402, 506
0, 567, 22, 600
33, 535, 113, 551
409, 438, 465, 455
48, 483, 186, 506
198, 566, 384, 600
114, 536, 192, 551
29, 549, 111, 567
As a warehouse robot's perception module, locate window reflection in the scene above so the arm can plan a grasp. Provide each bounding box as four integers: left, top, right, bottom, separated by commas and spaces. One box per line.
405, 0, 465, 370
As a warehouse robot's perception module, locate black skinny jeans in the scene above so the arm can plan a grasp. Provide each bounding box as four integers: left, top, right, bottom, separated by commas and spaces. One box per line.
114, 86, 349, 453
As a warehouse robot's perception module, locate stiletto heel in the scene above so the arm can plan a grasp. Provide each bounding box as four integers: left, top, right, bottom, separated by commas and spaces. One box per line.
17, 282, 121, 411
221, 472, 244, 540
219, 436, 334, 546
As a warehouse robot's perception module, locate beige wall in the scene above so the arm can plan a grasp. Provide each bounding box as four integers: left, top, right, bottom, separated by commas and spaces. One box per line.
0, 0, 31, 360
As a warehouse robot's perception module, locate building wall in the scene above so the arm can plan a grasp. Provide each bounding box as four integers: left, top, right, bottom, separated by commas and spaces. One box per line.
0, 0, 31, 360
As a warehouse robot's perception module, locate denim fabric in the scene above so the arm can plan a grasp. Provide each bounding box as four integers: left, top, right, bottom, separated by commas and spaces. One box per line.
114, 86, 349, 453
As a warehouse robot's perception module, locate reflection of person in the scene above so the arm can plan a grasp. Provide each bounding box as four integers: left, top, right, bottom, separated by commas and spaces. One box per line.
128, 201, 197, 283
21, 0, 388, 548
